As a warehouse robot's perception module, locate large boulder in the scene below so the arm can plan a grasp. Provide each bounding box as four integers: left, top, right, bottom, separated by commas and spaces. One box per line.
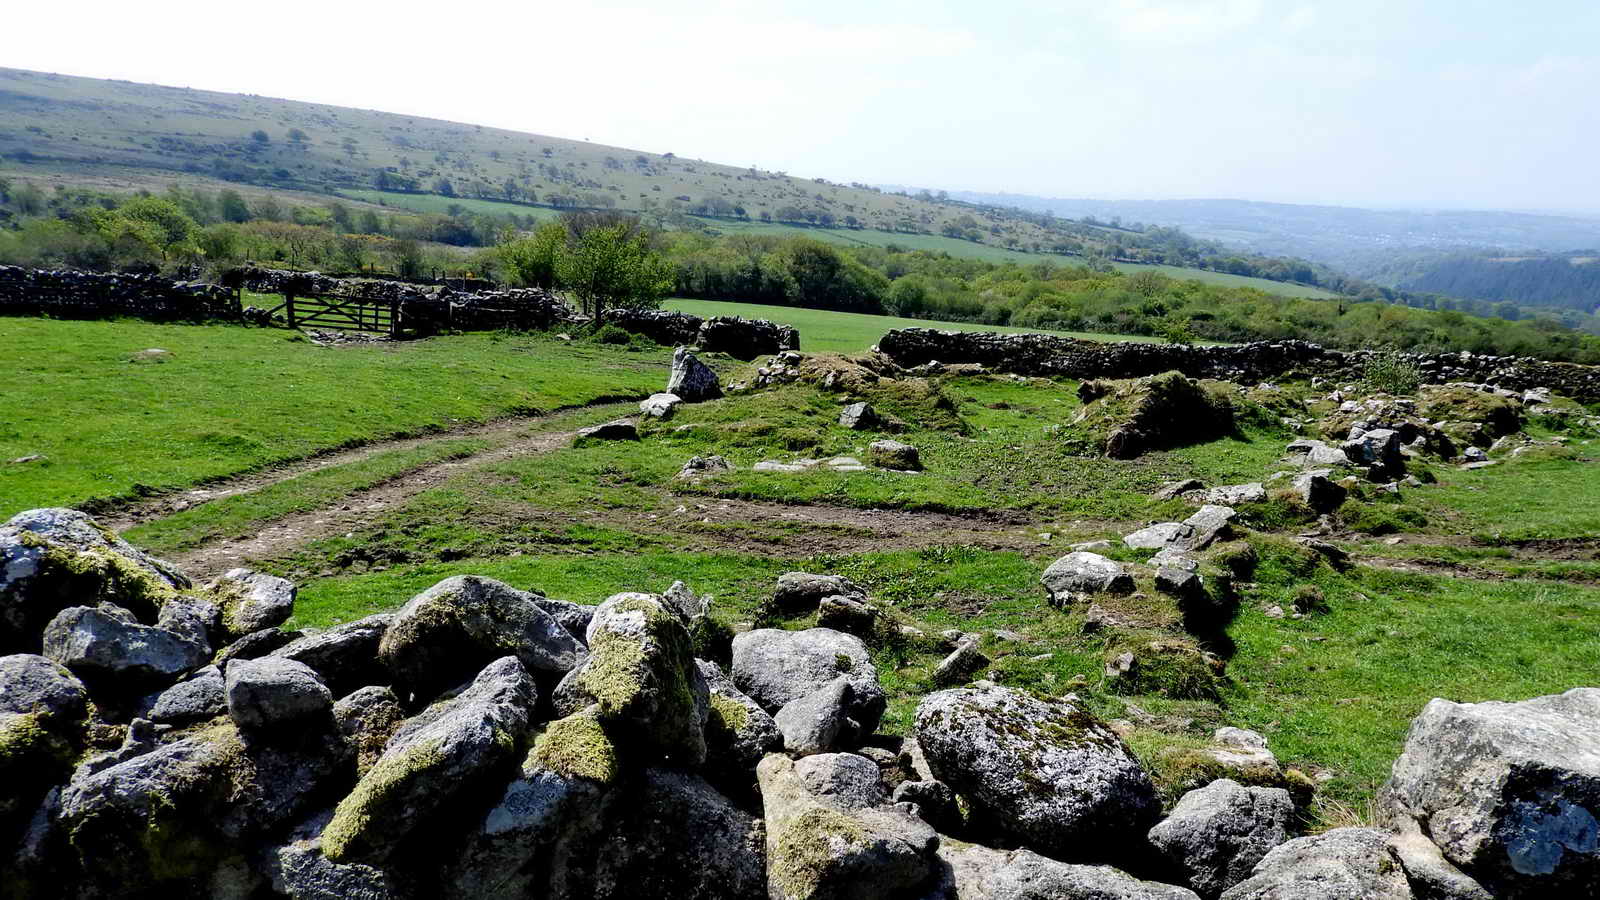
1040, 552, 1135, 606
1219, 827, 1413, 900
759, 753, 938, 900
1147, 779, 1295, 899
272, 613, 392, 697
55, 719, 351, 895
774, 572, 868, 613
226, 656, 334, 735
210, 568, 296, 639
551, 592, 708, 765
930, 843, 1201, 899
1068, 372, 1234, 459
321, 656, 537, 863
0, 653, 89, 829
666, 347, 722, 402
379, 576, 584, 699
0, 508, 190, 653
699, 659, 782, 773
640, 392, 682, 419
1380, 688, 1600, 897
731, 628, 885, 741
42, 604, 209, 689
914, 683, 1159, 860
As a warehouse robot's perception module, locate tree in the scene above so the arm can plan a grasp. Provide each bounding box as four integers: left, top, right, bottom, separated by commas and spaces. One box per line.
250, 129, 270, 144
556, 224, 672, 323
218, 189, 251, 223
97, 196, 200, 261
287, 128, 308, 144
497, 222, 566, 289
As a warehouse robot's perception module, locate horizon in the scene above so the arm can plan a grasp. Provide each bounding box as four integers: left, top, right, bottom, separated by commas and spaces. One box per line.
6, 1, 1600, 214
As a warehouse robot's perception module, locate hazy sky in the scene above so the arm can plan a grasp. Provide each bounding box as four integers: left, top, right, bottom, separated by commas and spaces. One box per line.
11, 0, 1599, 211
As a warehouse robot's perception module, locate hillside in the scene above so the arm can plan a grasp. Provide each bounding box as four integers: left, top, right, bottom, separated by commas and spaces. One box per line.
1398, 252, 1600, 314
0, 67, 1335, 299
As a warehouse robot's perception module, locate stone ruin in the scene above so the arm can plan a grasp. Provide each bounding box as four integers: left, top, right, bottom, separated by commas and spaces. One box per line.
877, 328, 1600, 405
2, 505, 1597, 898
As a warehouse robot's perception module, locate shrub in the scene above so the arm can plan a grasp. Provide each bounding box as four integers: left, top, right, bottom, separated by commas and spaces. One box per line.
1362, 350, 1423, 396
591, 323, 633, 345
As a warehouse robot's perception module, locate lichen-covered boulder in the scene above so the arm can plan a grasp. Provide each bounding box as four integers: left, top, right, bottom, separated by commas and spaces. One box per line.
1380, 688, 1600, 897
210, 568, 296, 639
816, 594, 878, 637
914, 682, 1159, 860
666, 347, 722, 402
380, 576, 584, 699
551, 592, 708, 765
1289, 470, 1347, 512
1040, 551, 1135, 606
868, 439, 921, 471
838, 401, 881, 430
731, 627, 885, 739
272, 613, 392, 697
640, 392, 683, 419
0, 508, 190, 653
776, 676, 867, 756
42, 604, 209, 688
0, 653, 89, 828
333, 685, 407, 780
1219, 827, 1413, 900
226, 656, 334, 735
55, 719, 351, 896
145, 663, 226, 725
1148, 779, 1295, 899
774, 572, 868, 613
759, 753, 938, 900
699, 659, 781, 772
930, 843, 1200, 899
321, 656, 537, 863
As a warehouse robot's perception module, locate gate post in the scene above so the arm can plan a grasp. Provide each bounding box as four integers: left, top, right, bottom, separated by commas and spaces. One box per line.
285, 291, 297, 329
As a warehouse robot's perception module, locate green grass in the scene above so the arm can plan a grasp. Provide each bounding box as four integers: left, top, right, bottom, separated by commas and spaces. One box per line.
122, 437, 490, 554
337, 189, 562, 222
1416, 448, 1600, 541
664, 298, 1163, 353
0, 319, 664, 516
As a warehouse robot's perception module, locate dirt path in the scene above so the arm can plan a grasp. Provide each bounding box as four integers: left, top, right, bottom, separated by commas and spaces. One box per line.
160, 427, 584, 579
97, 403, 632, 532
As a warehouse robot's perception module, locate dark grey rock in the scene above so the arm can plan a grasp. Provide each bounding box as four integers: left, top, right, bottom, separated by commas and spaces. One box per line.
42, 604, 209, 687
698, 659, 781, 772
892, 779, 962, 834
839, 401, 881, 430
1290, 470, 1348, 512
576, 419, 640, 441
666, 347, 722, 402
533, 596, 595, 646
817, 594, 879, 637
731, 628, 885, 740
915, 682, 1159, 860
226, 656, 333, 734
1040, 552, 1135, 605
332, 685, 406, 778
214, 626, 299, 667
147, 664, 226, 725
794, 752, 886, 809
868, 439, 922, 470
930, 844, 1201, 899
1148, 779, 1295, 898
272, 613, 392, 697
932, 640, 990, 687
212, 568, 296, 638
774, 571, 867, 612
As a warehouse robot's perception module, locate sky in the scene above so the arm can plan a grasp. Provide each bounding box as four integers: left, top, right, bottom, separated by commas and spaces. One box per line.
9, 0, 1600, 212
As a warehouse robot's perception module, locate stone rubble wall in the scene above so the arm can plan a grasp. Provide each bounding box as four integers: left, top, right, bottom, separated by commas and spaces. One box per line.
0, 265, 240, 322
608, 308, 801, 360
877, 327, 1600, 404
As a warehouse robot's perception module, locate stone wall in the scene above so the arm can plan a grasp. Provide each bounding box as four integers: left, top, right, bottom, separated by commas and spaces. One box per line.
608, 309, 801, 360
0, 265, 239, 322
876, 327, 1600, 403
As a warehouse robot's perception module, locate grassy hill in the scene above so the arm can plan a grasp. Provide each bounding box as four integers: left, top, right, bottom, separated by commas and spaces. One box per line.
0, 67, 1334, 299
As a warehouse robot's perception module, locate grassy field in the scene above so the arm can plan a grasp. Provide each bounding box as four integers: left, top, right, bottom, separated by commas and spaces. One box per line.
0, 319, 663, 516
337, 188, 563, 222
664, 298, 1164, 352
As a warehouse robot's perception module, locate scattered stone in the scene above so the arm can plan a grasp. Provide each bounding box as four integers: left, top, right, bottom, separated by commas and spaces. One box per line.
932, 640, 990, 686
214, 626, 299, 667
271, 613, 392, 697
639, 392, 682, 419
698, 659, 782, 772
1286, 439, 1352, 468
1205, 483, 1266, 505
838, 401, 881, 430
1290, 470, 1348, 512
816, 594, 879, 637
575, 419, 639, 442
915, 682, 1159, 859
1154, 479, 1204, 501
774, 572, 868, 613
665, 347, 722, 401
1040, 551, 1135, 606
868, 439, 921, 470
677, 454, 733, 479
1148, 778, 1295, 898
1124, 522, 1189, 551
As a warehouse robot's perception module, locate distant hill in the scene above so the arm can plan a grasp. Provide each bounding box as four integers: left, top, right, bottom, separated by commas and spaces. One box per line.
1398, 253, 1600, 315
909, 190, 1600, 277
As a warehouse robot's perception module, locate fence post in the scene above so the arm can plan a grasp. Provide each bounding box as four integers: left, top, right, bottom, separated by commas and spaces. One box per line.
285, 292, 297, 329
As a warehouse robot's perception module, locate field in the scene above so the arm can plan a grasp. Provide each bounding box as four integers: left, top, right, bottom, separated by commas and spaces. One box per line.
5, 306, 1598, 830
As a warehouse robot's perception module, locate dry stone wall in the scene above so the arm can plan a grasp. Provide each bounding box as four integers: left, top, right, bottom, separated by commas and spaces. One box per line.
0, 265, 239, 322
608, 308, 800, 359
877, 328, 1600, 404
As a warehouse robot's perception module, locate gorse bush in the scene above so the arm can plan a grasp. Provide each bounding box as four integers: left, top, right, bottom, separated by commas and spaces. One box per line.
1362, 350, 1425, 395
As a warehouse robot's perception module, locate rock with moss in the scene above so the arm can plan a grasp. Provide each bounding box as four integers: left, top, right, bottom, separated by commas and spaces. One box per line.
698, 659, 781, 772
215, 626, 300, 667
42, 604, 209, 690
914, 682, 1159, 862
55, 719, 351, 896
730, 628, 885, 741
321, 656, 535, 864
773, 572, 868, 614
759, 753, 938, 900
1379, 687, 1600, 898
1067, 373, 1235, 459
0, 507, 190, 653
448, 706, 618, 899
1416, 384, 1524, 442
333, 686, 407, 779
816, 594, 879, 638
1040, 551, 1135, 607
551, 592, 709, 766
155, 593, 219, 657
226, 656, 334, 736
1147, 779, 1294, 899
777, 676, 873, 756
1103, 639, 1227, 702
272, 613, 392, 697
0, 654, 89, 830
928, 842, 1200, 899
380, 575, 584, 700
1218, 827, 1414, 900
209, 568, 296, 640
533, 596, 595, 646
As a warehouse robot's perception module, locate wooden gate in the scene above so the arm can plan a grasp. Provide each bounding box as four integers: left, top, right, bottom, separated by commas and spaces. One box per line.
282, 293, 399, 337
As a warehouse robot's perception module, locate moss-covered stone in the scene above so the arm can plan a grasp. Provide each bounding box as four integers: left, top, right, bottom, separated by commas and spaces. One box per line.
769, 804, 871, 898
532, 709, 620, 784
323, 738, 447, 862
1104, 637, 1227, 702
1061, 371, 1236, 458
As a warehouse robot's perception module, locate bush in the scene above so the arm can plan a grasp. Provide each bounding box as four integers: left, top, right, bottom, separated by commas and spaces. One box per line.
591, 323, 634, 345
1362, 350, 1423, 395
